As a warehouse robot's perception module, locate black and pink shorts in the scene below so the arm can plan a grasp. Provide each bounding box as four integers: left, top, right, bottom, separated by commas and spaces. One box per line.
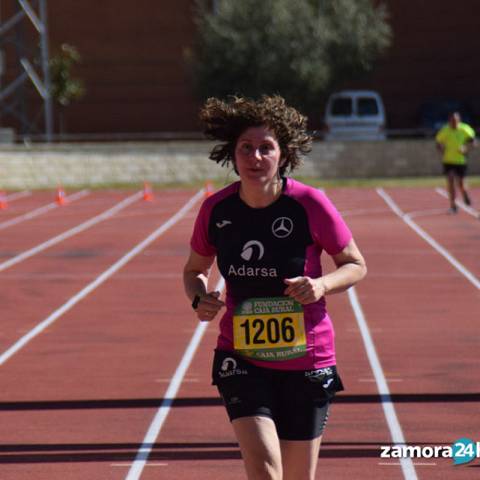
211, 349, 344, 440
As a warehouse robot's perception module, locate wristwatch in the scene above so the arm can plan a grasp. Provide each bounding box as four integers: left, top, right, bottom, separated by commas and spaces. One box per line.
192, 294, 201, 310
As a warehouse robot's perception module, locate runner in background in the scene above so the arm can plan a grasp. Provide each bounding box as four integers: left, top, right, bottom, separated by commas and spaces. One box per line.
435, 111, 476, 213
183, 95, 366, 480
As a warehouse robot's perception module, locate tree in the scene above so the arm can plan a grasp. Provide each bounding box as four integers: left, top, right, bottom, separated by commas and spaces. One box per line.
188, 0, 391, 117
49, 44, 85, 134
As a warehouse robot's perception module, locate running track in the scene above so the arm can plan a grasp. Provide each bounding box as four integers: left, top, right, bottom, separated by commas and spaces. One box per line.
0, 186, 479, 479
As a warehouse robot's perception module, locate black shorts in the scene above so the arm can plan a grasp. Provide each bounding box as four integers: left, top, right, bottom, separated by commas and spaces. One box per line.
443, 163, 467, 177
211, 349, 344, 440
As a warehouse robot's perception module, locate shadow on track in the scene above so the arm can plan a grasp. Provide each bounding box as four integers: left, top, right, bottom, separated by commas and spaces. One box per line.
1, 392, 479, 411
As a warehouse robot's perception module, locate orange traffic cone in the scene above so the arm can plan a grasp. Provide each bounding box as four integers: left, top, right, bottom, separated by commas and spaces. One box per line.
0, 191, 8, 210
143, 182, 154, 201
205, 180, 214, 198
55, 186, 67, 206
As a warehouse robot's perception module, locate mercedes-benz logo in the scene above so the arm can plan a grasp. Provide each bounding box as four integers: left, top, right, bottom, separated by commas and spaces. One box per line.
271, 217, 293, 238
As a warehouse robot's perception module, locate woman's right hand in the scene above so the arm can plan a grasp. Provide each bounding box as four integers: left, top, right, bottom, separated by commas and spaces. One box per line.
195, 291, 225, 322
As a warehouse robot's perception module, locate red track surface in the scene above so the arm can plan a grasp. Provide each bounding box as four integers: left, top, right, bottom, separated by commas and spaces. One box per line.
0, 186, 479, 479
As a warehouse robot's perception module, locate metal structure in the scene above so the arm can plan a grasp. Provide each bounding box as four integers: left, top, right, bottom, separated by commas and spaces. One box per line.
0, 0, 53, 141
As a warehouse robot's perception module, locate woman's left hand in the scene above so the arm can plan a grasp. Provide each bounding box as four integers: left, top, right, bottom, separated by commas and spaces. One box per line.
283, 276, 326, 304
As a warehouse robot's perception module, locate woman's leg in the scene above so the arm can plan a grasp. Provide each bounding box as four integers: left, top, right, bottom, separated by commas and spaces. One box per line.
232, 416, 283, 480
280, 436, 323, 480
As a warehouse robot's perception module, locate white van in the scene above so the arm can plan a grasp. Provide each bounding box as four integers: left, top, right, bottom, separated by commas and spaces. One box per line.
323, 90, 386, 141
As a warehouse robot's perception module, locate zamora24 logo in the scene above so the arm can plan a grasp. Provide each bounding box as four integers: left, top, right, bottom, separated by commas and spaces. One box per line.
380, 438, 479, 465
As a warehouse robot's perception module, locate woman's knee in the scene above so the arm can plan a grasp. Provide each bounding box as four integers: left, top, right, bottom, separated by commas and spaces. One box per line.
233, 416, 282, 480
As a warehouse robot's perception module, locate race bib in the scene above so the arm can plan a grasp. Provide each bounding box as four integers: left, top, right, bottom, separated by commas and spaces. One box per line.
233, 297, 306, 361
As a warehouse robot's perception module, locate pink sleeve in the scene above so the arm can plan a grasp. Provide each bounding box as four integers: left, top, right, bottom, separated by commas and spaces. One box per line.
300, 188, 352, 255
190, 199, 217, 257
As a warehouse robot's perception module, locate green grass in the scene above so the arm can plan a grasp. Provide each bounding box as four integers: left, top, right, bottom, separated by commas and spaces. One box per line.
190, 175, 480, 190
3, 175, 480, 191
293, 175, 480, 188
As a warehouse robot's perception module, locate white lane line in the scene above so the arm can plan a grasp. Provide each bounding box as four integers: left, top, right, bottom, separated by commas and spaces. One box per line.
6, 191, 31, 201
435, 187, 479, 218
0, 191, 142, 272
0, 190, 90, 231
377, 188, 480, 290
125, 276, 226, 480
348, 287, 418, 480
406, 208, 447, 219
341, 207, 390, 217
0, 189, 204, 367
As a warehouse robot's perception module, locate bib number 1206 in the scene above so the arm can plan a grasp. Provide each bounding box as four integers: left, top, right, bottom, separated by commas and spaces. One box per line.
233, 297, 306, 360
239, 317, 295, 345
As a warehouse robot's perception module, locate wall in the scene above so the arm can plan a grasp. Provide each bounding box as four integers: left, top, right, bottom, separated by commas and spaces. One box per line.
354, 0, 480, 129
1, 140, 478, 189
1, 0, 200, 133
2, 0, 479, 134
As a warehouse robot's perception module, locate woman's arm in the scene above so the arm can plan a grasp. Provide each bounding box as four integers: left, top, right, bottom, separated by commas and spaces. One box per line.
323, 238, 367, 295
183, 249, 225, 321
284, 238, 367, 304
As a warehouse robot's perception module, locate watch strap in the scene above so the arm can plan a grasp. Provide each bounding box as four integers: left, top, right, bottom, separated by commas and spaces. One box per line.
192, 294, 201, 310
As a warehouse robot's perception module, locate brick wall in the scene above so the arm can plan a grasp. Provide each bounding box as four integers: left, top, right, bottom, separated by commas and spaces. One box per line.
350, 0, 480, 129
1, 0, 479, 134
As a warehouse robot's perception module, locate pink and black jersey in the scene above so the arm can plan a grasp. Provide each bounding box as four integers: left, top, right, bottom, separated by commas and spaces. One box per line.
190, 177, 352, 370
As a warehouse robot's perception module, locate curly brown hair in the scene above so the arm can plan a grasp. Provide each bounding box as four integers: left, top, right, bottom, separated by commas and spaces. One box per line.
199, 95, 312, 176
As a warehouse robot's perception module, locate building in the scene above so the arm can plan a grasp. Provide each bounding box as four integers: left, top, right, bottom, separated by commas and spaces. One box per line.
1, 0, 479, 137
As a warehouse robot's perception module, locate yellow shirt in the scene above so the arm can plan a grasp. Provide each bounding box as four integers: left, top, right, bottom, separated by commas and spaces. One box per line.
435, 122, 476, 165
